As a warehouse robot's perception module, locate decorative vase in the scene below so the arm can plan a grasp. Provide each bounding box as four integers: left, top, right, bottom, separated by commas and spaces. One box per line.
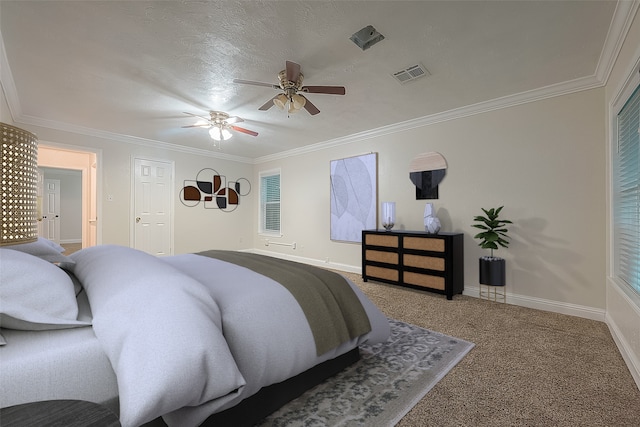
479, 256, 506, 286
424, 203, 441, 234
381, 202, 395, 231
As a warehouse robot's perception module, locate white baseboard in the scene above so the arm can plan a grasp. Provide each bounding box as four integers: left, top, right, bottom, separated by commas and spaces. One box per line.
60, 238, 82, 244
246, 249, 637, 390
247, 248, 361, 273
605, 281, 640, 391
464, 285, 606, 322
246, 249, 606, 321
606, 313, 640, 390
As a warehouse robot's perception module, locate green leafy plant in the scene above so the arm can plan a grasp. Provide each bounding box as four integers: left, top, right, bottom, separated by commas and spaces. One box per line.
472, 206, 512, 258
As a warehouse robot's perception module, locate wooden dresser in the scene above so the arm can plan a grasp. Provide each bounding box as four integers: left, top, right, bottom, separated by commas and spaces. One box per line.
362, 229, 464, 300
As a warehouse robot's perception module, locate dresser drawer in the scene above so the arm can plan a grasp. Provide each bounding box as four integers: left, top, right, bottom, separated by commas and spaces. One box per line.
365, 265, 399, 282
403, 254, 445, 271
365, 233, 398, 248
366, 249, 399, 264
404, 272, 445, 290
404, 236, 445, 252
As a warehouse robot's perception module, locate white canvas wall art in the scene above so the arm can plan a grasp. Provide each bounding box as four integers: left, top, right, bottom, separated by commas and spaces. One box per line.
330, 153, 377, 243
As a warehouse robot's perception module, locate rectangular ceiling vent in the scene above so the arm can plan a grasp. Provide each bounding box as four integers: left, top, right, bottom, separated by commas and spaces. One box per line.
392, 64, 430, 84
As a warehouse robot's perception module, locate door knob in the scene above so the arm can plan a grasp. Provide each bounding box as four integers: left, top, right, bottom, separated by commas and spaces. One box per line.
136, 217, 141, 223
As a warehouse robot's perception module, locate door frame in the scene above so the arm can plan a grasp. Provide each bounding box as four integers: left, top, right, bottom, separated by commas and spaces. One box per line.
37, 143, 101, 248
130, 156, 175, 255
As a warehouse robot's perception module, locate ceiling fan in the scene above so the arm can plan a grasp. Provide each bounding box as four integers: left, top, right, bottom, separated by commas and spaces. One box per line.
233, 61, 346, 116
182, 111, 258, 145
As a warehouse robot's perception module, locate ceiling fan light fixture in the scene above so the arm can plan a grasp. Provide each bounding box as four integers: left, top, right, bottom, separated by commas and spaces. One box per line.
274, 94, 288, 110
292, 93, 306, 110
221, 128, 233, 140
209, 126, 222, 141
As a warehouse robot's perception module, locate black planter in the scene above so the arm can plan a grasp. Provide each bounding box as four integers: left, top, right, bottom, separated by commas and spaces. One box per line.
479, 256, 506, 286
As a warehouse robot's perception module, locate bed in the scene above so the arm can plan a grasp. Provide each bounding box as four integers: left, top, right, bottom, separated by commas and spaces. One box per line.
0, 239, 390, 427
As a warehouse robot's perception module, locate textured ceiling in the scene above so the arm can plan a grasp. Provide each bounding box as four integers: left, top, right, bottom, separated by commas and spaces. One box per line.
0, 1, 624, 161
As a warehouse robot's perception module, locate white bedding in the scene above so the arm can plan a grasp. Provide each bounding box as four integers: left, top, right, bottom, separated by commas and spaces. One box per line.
1, 245, 390, 427
0, 292, 119, 411
162, 253, 390, 426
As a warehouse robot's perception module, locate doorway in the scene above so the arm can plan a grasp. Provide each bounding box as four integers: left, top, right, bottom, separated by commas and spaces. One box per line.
37, 145, 99, 249
132, 157, 174, 256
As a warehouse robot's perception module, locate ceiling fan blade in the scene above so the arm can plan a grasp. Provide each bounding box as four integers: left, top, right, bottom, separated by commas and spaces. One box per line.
226, 116, 244, 124
301, 95, 320, 115
233, 79, 280, 89
302, 86, 346, 95
259, 95, 278, 111
230, 125, 258, 137
182, 124, 211, 129
183, 112, 211, 121
286, 61, 301, 83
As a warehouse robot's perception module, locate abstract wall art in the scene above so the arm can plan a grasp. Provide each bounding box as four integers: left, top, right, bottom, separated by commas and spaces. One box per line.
409, 152, 447, 199
330, 153, 377, 243
180, 168, 250, 213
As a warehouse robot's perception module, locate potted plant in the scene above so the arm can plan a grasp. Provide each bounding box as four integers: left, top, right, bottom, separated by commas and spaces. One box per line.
472, 206, 512, 286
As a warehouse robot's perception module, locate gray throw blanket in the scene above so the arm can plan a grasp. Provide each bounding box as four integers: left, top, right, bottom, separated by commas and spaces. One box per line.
196, 250, 372, 356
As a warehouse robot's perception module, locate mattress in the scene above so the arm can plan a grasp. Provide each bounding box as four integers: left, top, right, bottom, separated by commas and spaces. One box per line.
0, 291, 119, 413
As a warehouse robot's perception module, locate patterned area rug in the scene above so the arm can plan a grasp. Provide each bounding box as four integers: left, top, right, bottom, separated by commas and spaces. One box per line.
257, 319, 475, 426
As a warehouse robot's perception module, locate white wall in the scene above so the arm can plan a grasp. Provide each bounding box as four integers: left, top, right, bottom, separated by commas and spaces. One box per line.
254, 88, 606, 317
2, 0, 636, 389
1, 37, 608, 318
604, 6, 640, 389
6, 119, 256, 255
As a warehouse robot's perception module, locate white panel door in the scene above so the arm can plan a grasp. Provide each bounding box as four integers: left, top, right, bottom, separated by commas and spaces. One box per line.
42, 179, 61, 243
133, 158, 173, 256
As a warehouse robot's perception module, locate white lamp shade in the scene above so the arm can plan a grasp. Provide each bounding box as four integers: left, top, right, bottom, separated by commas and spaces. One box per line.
209, 126, 222, 141
273, 94, 288, 110
221, 128, 233, 140
291, 93, 306, 110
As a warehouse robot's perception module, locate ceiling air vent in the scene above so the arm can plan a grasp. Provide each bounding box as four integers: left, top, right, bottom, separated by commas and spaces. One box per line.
392, 64, 430, 84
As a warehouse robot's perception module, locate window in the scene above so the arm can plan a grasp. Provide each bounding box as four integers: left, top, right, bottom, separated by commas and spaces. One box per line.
259, 170, 280, 235
613, 82, 640, 294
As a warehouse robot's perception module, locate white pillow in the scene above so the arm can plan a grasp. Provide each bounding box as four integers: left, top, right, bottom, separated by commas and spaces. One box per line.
0, 249, 90, 330
3, 237, 75, 264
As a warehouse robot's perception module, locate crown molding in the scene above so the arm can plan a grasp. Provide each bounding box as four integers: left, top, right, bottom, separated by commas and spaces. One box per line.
252, 1, 637, 164
595, 0, 640, 84
2, 2, 636, 166
16, 113, 254, 164
253, 73, 604, 164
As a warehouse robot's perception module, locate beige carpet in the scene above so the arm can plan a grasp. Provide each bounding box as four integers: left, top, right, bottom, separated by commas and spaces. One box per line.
341, 272, 640, 427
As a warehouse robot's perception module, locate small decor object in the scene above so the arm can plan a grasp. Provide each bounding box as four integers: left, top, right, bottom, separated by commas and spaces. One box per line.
0, 123, 39, 246
423, 203, 441, 234
409, 152, 447, 200
381, 202, 396, 231
472, 206, 512, 287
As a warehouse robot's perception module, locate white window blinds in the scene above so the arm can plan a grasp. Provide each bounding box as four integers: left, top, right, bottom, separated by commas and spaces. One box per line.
260, 172, 280, 234
614, 83, 640, 294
